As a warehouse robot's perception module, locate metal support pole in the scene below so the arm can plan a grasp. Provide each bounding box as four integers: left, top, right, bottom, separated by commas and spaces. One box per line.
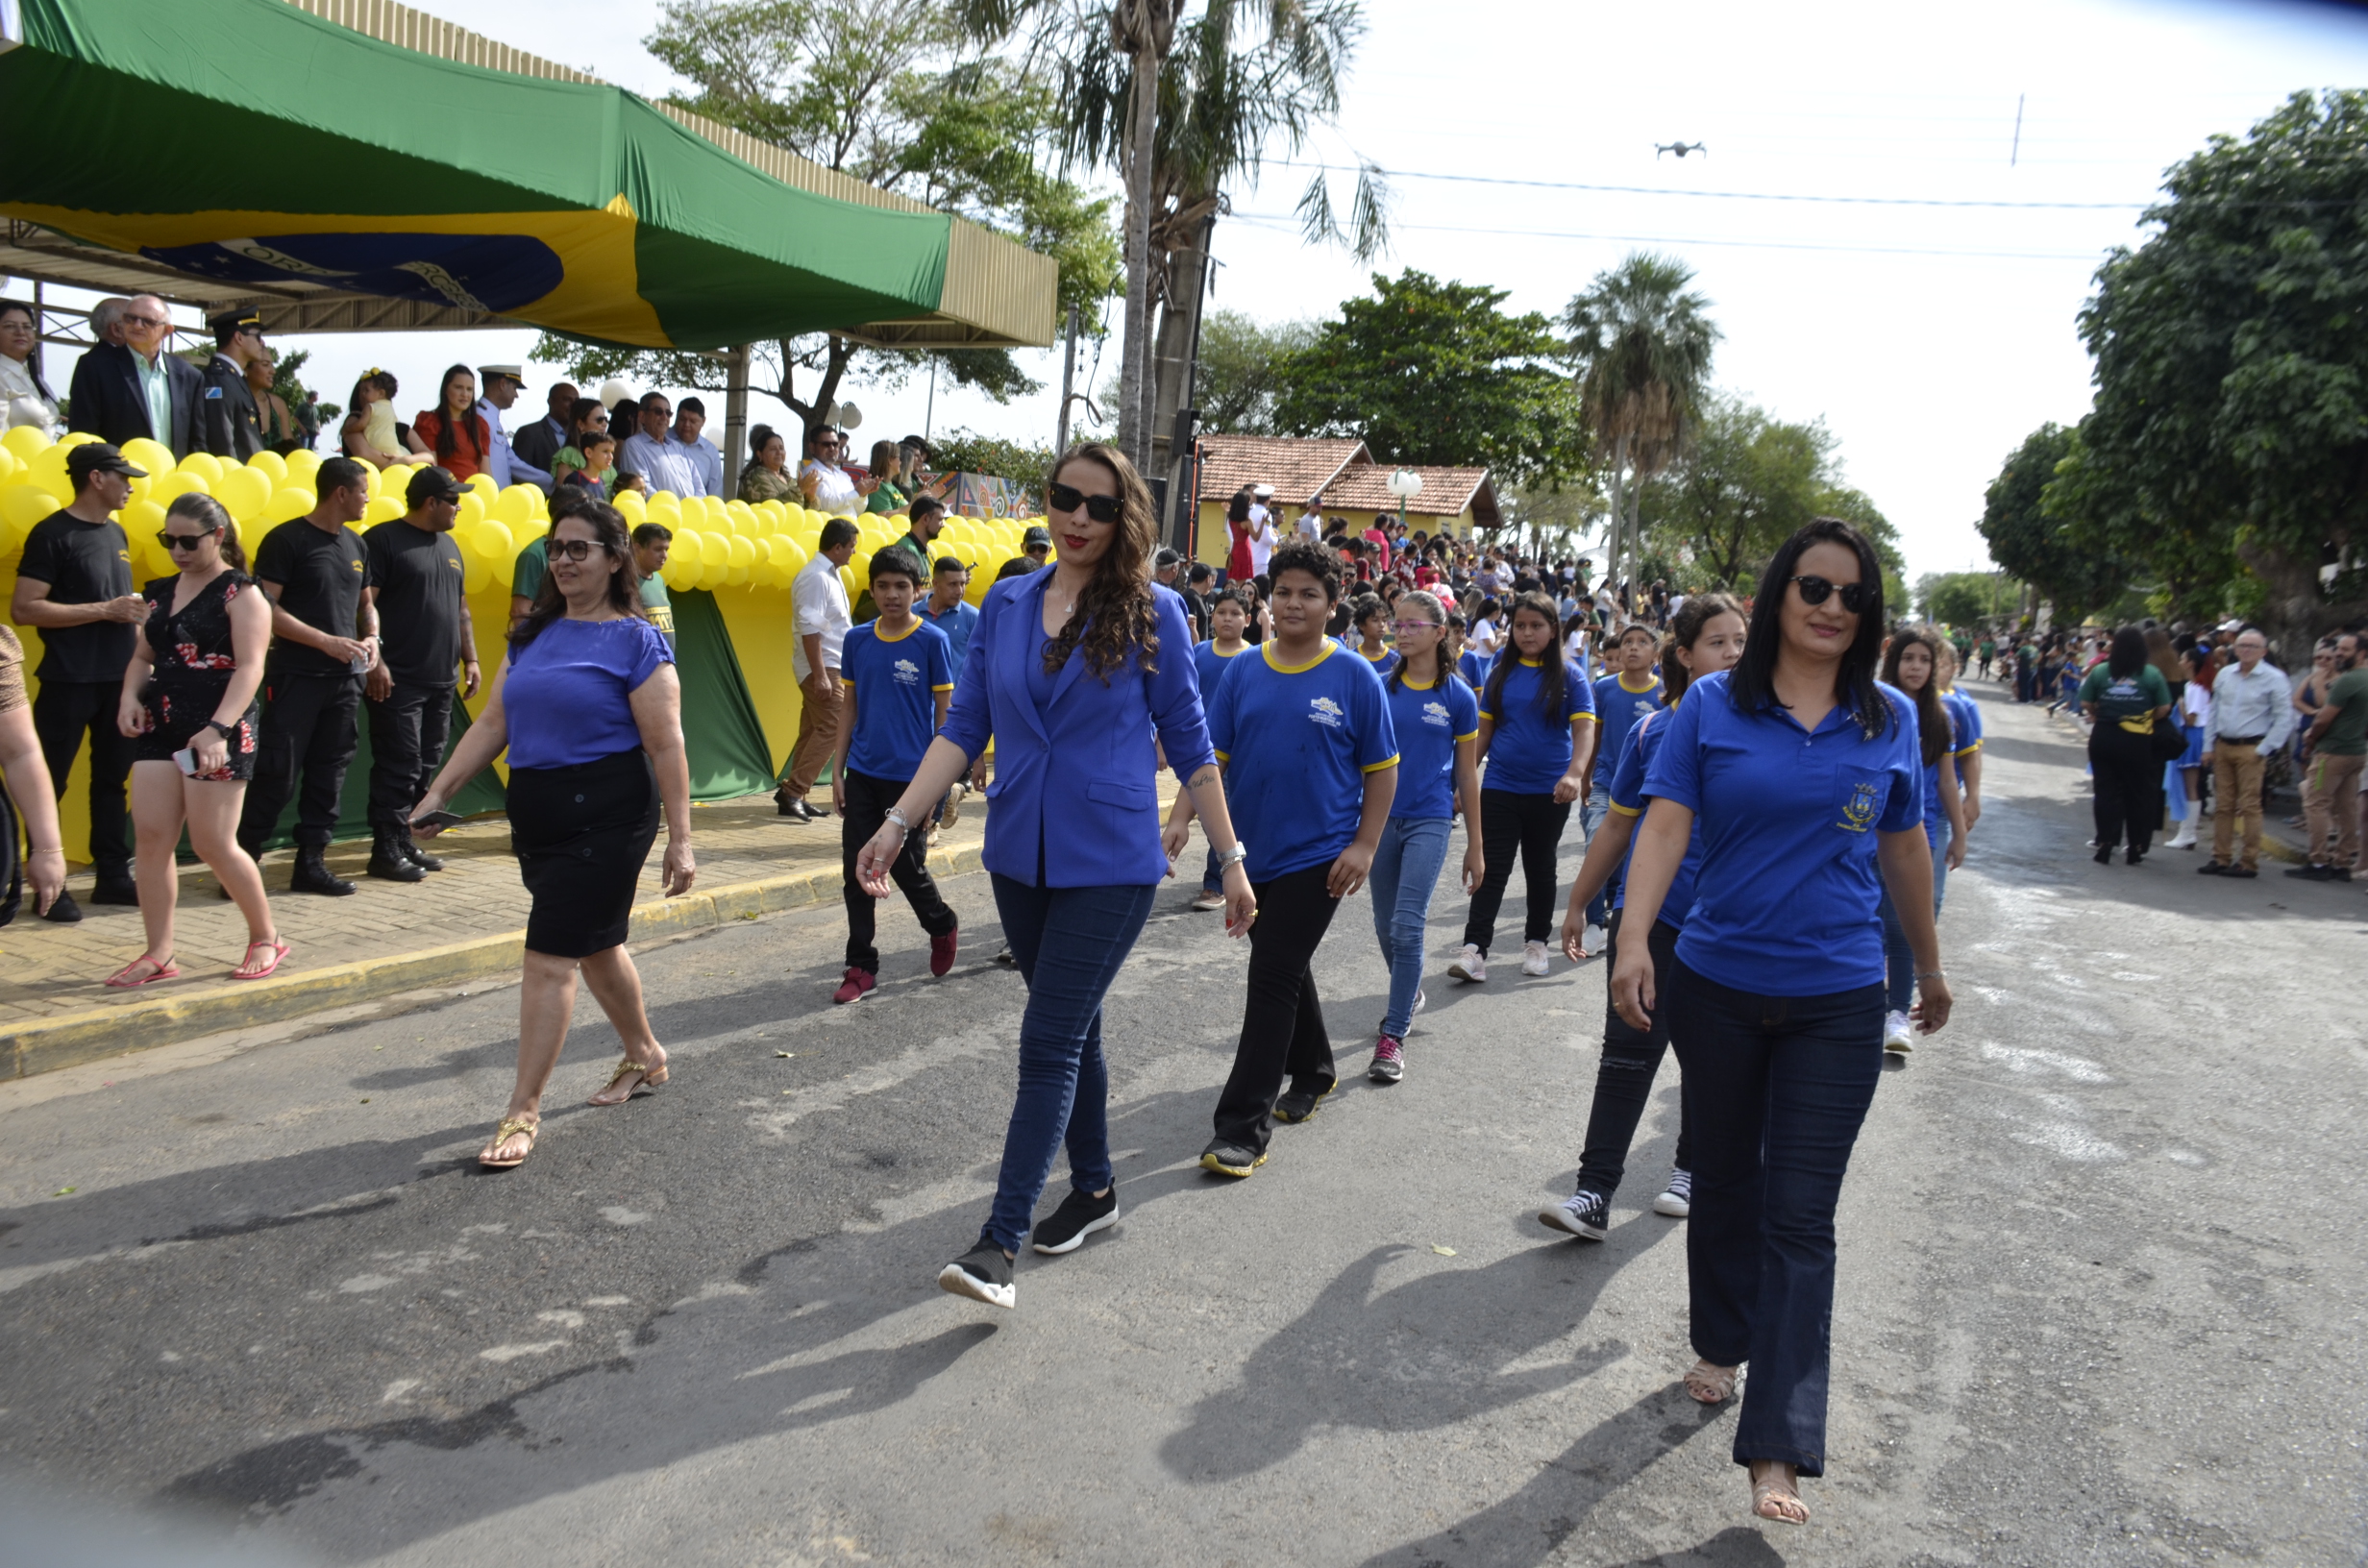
29, 279, 43, 386
1054, 304, 1080, 456
723, 344, 750, 491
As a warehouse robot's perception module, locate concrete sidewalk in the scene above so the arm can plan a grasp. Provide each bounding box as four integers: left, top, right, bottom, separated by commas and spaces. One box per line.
0, 788, 999, 1081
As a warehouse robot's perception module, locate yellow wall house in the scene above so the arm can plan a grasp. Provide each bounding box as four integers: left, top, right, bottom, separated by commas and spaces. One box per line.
1190, 435, 1501, 570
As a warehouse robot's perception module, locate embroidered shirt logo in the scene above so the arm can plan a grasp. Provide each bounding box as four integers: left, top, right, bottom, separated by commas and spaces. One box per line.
1309, 696, 1344, 729
1421, 699, 1451, 727
1838, 779, 1880, 833
893, 656, 921, 685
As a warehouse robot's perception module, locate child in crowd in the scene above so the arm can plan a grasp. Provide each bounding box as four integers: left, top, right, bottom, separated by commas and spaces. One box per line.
342, 370, 432, 470
554, 430, 617, 498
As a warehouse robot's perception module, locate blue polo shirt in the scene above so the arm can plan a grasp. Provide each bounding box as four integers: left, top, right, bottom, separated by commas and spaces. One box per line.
924, 597, 979, 676
1941, 685, 1983, 756
1479, 657, 1596, 794
1359, 647, 1401, 677
1457, 649, 1491, 689
1208, 640, 1397, 879
1916, 702, 1962, 845
1641, 671, 1923, 996
1591, 671, 1665, 787
840, 617, 954, 781
1385, 670, 1479, 821
1193, 638, 1253, 703
1607, 705, 1700, 927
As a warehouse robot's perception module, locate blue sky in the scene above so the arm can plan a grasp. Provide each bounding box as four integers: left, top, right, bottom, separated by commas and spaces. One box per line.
21, 0, 2368, 580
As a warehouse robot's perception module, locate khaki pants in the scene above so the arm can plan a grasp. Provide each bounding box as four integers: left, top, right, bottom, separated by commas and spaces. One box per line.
779, 669, 842, 802
2304, 750, 2364, 870
2210, 745, 2268, 870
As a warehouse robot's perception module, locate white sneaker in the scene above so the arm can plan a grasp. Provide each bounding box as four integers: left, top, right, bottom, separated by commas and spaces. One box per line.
1448, 943, 1487, 983
1412, 987, 1426, 1017
1581, 922, 1608, 958
1883, 1010, 1914, 1053
1521, 940, 1551, 977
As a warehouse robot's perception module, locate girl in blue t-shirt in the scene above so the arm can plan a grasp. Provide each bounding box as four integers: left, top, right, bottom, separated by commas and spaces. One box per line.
1365, 590, 1482, 1083
1875, 626, 1966, 1053
1614, 520, 1952, 1527
1451, 591, 1596, 982
1542, 594, 1744, 1241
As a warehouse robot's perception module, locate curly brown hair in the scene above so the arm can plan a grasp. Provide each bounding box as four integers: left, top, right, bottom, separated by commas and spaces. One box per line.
1041, 442, 1161, 683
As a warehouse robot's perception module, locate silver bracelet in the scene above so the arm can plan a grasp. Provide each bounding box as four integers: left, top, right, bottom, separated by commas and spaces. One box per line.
883, 806, 914, 835
1915, 969, 1946, 981
1214, 842, 1249, 870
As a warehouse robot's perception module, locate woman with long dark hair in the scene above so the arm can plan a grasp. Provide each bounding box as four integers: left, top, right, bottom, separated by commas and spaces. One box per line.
1614, 519, 1951, 1526
1450, 590, 1596, 982
2167, 645, 2213, 849
2078, 625, 2173, 866
406, 364, 490, 481
1875, 625, 1966, 1050
1543, 593, 1744, 1239
409, 502, 695, 1169
854, 442, 1255, 1309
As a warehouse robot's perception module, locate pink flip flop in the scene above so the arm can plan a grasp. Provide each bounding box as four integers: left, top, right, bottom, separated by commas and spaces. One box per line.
104, 955, 182, 989
232, 939, 290, 981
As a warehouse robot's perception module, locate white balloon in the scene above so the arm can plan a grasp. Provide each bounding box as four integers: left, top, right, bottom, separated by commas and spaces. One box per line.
598, 379, 635, 407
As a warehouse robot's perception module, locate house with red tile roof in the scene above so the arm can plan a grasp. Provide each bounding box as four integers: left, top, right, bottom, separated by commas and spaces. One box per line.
1187, 434, 1499, 571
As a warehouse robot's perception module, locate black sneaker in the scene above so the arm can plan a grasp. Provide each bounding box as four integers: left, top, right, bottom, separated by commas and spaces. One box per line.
1199, 1139, 1267, 1178
936, 1242, 1015, 1309
1272, 1079, 1335, 1124
2197, 861, 2228, 875
2286, 863, 2337, 881
1538, 1188, 1610, 1240
1030, 1187, 1119, 1255
2226, 866, 2258, 878
39, 888, 84, 923
88, 878, 140, 906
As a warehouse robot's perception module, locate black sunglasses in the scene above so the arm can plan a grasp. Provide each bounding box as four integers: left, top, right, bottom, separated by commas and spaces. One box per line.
1046, 480, 1122, 524
1788, 574, 1869, 615
160, 527, 217, 551
550, 537, 614, 562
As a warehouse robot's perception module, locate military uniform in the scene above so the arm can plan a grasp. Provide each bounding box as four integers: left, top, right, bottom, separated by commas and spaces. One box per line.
199, 309, 265, 461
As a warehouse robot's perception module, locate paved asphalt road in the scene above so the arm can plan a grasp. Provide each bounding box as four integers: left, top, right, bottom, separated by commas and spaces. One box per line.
2, 686, 2362, 1567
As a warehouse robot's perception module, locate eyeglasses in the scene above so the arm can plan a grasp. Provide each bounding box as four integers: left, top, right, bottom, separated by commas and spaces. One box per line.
160, 528, 216, 551
1046, 480, 1122, 524
119, 312, 165, 330
1788, 574, 1868, 615
550, 537, 613, 562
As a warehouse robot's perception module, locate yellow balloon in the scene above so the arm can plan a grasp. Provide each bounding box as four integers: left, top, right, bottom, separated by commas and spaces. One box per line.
661, 549, 700, 593
456, 492, 487, 528
214, 466, 272, 522
464, 554, 491, 596
178, 452, 224, 487
0, 447, 17, 484
269, 487, 316, 525
359, 462, 382, 501
2, 426, 52, 463
151, 471, 211, 503
478, 520, 514, 564
466, 471, 498, 498
493, 485, 535, 526
364, 495, 404, 524
55, 430, 98, 449
247, 450, 288, 485
284, 448, 322, 481
699, 555, 730, 592
119, 437, 175, 478
1, 484, 60, 532
726, 534, 756, 573
699, 530, 728, 569
671, 527, 704, 571
612, 489, 647, 525
646, 497, 682, 530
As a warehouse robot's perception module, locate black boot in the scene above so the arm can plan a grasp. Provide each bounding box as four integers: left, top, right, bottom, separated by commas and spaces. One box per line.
397, 833, 445, 872
366, 838, 425, 883
290, 847, 357, 896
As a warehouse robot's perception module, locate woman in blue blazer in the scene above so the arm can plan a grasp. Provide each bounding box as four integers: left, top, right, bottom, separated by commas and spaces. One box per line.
856, 442, 1255, 1311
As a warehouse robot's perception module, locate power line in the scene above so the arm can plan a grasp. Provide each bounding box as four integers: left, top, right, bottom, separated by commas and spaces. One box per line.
1269, 159, 2150, 209
1228, 211, 2107, 262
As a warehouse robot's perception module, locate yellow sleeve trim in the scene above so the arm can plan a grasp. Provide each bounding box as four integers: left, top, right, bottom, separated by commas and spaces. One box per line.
1609, 800, 1643, 818
1361, 754, 1400, 773
839, 677, 856, 688
1954, 738, 1984, 755
1570, 711, 1598, 723
1212, 748, 1230, 763
1477, 710, 1494, 722
1455, 729, 1478, 743
932, 682, 954, 692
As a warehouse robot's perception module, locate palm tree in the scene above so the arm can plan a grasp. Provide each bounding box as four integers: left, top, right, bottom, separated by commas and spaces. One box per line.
1566, 254, 1720, 607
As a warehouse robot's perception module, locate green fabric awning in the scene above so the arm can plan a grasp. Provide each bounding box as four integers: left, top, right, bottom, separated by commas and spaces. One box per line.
0, 0, 1048, 350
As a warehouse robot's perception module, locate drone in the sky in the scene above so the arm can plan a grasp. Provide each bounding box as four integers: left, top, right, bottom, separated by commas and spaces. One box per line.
1655, 141, 1707, 159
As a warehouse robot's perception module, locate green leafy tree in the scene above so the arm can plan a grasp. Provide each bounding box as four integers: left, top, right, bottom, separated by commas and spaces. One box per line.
1916, 571, 2017, 627
533, 0, 1121, 433
1274, 269, 1589, 484
1636, 396, 1828, 591
1192, 309, 1316, 433
1979, 423, 2129, 622
2067, 88, 2368, 650
929, 426, 1055, 491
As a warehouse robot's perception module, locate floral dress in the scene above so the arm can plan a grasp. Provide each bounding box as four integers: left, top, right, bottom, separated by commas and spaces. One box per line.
136, 571, 259, 780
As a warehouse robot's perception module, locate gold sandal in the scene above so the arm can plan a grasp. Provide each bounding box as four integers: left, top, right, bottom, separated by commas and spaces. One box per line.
479, 1115, 539, 1169
588, 1054, 669, 1106
1685, 1359, 1739, 1405
1750, 1463, 1810, 1526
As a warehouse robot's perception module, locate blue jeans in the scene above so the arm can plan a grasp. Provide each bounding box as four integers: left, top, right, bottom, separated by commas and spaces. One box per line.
1201, 843, 1223, 895
1579, 792, 1613, 928
1667, 960, 1885, 1476
1877, 834, 1949, 1014
1367, 816, 1452, 1039
979, 875, 1157, 1254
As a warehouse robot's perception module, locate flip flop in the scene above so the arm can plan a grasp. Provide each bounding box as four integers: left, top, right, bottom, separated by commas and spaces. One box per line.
232, 939, 290, 981
104, 955, 181, 989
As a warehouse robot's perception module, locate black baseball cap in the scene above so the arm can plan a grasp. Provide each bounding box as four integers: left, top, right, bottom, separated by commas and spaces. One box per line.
66, 442, 146, 480
407, 466, 466, 506
1023, 525, 1052, 549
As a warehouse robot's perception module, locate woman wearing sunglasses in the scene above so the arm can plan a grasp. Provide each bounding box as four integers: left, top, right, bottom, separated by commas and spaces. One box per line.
109, 494, 283, 987
409, 503, 695, 1170
855, 442, 1254, 1310
1613, 518, 1952, 1527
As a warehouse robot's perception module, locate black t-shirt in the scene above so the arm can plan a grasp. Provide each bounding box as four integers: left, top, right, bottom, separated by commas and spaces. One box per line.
255, 520, 370, 675
362, 520, 466, 687
17, 509, 135, 682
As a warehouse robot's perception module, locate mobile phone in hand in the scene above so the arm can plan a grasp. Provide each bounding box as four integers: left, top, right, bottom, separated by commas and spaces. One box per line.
412, 809, 464, 836
172, 747, 199, 776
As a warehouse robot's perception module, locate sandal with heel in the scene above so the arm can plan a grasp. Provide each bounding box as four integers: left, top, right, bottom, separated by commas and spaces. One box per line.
479, 1115, 540, 1170
588, 1053, 669, 1107
1685, 1359, 1738, 1406
1750, 1461, 1810, 1526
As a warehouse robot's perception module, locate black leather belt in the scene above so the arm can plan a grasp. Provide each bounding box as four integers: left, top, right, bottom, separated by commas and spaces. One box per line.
2220, 735, 2264, 746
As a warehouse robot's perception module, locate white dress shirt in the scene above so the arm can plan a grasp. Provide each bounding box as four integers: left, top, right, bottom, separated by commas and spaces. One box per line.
791, 551, 853, 678
801, 458, 862, 517
1, 355, 58, 437
621, 429, 703, 499
2208, 660, 2294, 751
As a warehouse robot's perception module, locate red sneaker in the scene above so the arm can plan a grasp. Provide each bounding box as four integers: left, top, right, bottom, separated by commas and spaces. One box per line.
929, 929, 959, 977
831, 967, 876, 1004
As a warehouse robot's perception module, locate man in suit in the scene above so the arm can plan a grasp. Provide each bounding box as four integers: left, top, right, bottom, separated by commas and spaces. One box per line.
65, 294, 201, 458
509, 380, 576, 488
199, 309, 267, 461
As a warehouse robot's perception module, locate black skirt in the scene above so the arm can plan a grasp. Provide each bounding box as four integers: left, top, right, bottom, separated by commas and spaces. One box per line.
507, 747, 660, 958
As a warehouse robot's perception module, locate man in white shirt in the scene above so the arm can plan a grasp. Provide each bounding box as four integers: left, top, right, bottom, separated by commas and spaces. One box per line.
777, 518, 859, 821
475, 365, 553, 492
1246, 484, 1279, 576
799, 424, 868, 516
673, 397, 726, 498
1298, 494, 1324, 541
2199, 626, 2295, 877
619, 392, 703, 498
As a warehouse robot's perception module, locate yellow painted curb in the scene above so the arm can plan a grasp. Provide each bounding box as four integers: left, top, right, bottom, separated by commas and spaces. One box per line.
2, 843, 985, 1081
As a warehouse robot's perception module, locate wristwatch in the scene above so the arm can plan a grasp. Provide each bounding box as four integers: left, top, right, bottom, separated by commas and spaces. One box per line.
206, 719, 238, 740
1214, 843, 1249, 870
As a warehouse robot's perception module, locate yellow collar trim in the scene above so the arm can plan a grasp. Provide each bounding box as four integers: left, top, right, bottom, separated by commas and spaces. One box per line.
872, 616, 921, 642
1617, 673, 1659, 693
1263, 639, 1337, 674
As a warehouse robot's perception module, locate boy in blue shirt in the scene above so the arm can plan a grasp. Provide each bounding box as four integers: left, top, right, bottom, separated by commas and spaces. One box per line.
831, 546, 958, 1003
1579, 622, 1665, 952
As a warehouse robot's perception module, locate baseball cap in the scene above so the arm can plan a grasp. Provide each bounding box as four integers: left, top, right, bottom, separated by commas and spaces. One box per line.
407, 466, 466, 506
66, 442, 146, 481
1154, 547, 1182, 568
1023, 525, 1052, 549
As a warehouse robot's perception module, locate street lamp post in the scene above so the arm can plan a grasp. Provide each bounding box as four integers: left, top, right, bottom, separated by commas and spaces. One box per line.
1386, 467, 1423, 538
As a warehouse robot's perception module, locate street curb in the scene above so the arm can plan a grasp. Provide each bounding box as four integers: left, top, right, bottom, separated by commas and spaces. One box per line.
1, 843, 985, 1082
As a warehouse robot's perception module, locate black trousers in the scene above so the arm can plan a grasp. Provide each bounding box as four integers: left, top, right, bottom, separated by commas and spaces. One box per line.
2088, 723, 2161, 855
30, 678, 134, 880
1576, 910, 1690, 1197
366, 681, 455, 844
1212, 864, 1341, 1154
237, 671, 361, 852
840, 768, 956, 973
1462, 788, 1570, 954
